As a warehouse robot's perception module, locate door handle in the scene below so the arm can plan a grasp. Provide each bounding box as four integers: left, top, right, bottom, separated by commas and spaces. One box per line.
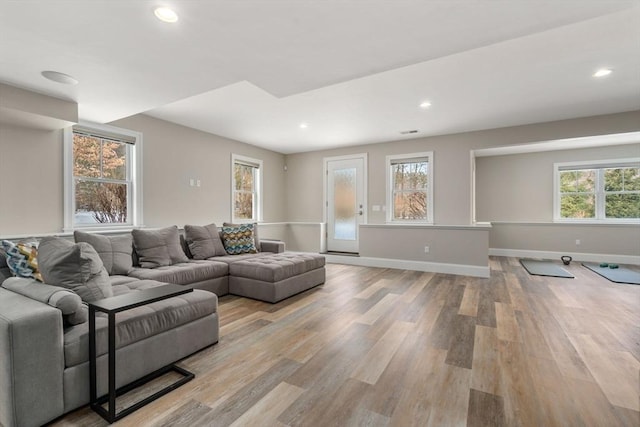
359, 210, 363, 216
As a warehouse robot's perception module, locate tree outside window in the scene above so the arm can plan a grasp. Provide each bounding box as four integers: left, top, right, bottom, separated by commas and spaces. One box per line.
387, 152, 433, 223
73, 133, 129, 225
232, 155, 262, 222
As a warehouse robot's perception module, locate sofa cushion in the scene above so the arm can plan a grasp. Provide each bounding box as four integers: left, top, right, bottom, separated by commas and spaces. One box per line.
132, 226, 189, 268
109, 275, 140, 287
206, 252, 273, 264
229, 253, 326, 282
184, 223, 227, 259
128, 260, 228, 285
221, 223, 257, 255
38, 237, 112, 302
74, 231, 133, 275
63, 279, 218, 367
1, 239, 43, 282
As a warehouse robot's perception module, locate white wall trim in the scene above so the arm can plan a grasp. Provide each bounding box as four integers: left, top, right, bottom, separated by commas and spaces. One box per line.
323, 254, 490, 278
489, 248, 640, 265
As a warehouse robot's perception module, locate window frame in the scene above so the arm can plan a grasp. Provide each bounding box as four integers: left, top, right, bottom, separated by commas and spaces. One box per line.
553, 157, 640, 223
63, 122, 143, 232
231, 153, 263, 223
386, 151, 434, 224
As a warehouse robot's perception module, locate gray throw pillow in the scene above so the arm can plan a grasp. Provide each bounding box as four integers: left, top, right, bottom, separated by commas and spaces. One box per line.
74, 231, 133, 275
37, 237, 113, 303
223, 222, 260, 252
184, 223, 227, 259
132, 226, 189, 268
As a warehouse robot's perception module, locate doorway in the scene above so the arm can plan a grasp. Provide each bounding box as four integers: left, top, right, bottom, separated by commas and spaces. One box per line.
324, 154, 367, 253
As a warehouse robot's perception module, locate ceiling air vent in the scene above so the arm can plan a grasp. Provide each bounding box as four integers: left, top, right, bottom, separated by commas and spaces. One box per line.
400, 129, 419, 135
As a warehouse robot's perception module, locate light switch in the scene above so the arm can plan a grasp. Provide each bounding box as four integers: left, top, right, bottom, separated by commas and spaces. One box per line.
189, 178, 195, 187
196, 179, 201, 187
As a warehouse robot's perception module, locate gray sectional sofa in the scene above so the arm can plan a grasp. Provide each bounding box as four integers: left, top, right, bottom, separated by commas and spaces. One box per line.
0, 223, 325, 427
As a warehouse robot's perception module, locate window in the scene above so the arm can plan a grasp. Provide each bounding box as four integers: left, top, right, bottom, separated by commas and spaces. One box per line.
63, 123, 143, 231
386, 152, 433, 223
554, 158, 640, 221
231, 154, 262, 222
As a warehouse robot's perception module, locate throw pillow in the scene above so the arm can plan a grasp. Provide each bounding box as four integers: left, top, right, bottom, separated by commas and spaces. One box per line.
1, 239, 43, 282
223, 222, 261, 252
74, 231, 134, 275
184, 223, 227, 259
131, 226, 189, 268
221, 223, 257, 255
37, 237, 112, 303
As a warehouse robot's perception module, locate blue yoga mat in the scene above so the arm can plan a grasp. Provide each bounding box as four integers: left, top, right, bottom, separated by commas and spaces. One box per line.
582, 263, 640, 285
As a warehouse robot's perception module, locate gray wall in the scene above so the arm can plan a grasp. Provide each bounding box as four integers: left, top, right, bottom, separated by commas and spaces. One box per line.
110, 115, 287, 228
0, 115, 287, 236
284, 111, 640, 226
476, 143, 640, 222
1, 83, 638, 264
0, 124, 64, 235
475, 142, 640, 258
284, 110, 640, 261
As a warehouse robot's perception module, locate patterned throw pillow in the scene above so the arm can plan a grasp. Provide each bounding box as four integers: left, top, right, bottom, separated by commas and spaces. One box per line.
1, 240, 43, 282
221, 224, 257, 255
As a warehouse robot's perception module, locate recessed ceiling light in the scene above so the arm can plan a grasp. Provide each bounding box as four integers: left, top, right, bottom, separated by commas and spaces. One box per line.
41, 70, 78, 85
593, 68, 612, 78
154, 7, 178, 23
419, 101, 432, 109
299, 123, 308, 129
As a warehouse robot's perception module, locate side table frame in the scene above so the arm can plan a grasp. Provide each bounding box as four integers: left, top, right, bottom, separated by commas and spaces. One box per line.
88, 285, 195, 423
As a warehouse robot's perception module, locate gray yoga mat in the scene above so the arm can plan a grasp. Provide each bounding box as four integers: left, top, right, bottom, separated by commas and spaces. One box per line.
582, 263, 640, 285
519, 259, 574, 278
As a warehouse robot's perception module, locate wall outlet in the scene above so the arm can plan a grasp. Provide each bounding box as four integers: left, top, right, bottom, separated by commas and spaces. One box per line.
575, 239, 581, 246
424, 246, 430, 253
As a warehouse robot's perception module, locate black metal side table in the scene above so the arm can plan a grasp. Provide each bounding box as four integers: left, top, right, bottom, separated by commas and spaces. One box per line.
88, 284, 194, 423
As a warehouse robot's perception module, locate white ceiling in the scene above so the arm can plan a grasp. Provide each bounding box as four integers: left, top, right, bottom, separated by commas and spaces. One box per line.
1, 1, 639, 154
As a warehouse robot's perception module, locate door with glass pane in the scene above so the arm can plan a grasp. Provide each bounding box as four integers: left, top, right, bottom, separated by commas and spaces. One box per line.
326, 157, 365, 253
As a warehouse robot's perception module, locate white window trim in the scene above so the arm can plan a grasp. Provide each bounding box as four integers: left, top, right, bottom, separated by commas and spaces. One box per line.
386, 151, 434, 224
231, 153, 263, 223
63, 121, 143, 232
553, 157, 640, 224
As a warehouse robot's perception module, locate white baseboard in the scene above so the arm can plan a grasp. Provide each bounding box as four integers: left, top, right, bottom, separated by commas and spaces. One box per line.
323, 254, 490, 278
489, 248, 640, 265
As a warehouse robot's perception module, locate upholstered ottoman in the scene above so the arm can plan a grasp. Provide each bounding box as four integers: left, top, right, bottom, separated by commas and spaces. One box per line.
228, 253, 326, 303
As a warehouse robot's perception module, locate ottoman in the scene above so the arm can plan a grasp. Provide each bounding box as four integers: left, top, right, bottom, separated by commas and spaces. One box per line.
228, 253, 326, 303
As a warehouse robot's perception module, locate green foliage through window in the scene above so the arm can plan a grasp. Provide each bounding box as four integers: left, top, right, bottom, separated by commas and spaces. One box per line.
557, 164, 640, 221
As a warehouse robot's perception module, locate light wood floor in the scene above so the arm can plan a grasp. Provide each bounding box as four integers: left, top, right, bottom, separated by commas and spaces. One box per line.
52, 257, 640, 426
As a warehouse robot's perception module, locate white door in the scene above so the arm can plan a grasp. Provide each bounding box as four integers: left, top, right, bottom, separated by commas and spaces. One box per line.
326, 156, 366, 253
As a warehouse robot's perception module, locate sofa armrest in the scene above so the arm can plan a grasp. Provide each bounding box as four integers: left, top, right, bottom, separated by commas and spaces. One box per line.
260, 240, 285, 253
2, 277, 87, 325
0, 287, 65, 427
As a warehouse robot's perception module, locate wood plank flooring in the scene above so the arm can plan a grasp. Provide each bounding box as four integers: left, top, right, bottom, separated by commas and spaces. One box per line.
50, 257, 640, 426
